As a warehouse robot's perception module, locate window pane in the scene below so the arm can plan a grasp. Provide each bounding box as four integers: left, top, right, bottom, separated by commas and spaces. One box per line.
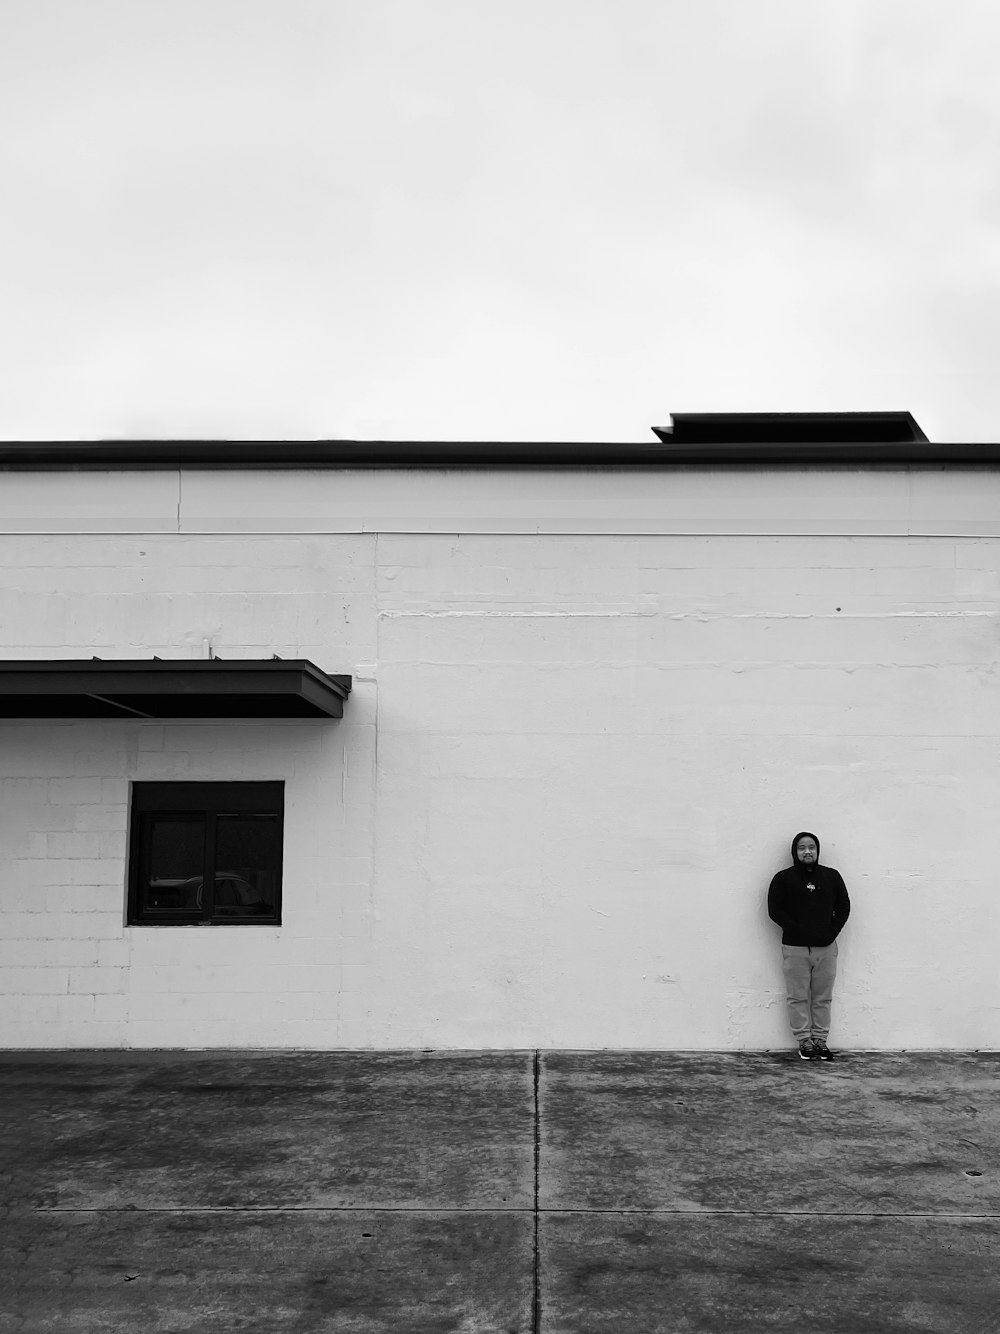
128, 783, 284, 926
140, 816, 205, 915
213, 813, 281, 918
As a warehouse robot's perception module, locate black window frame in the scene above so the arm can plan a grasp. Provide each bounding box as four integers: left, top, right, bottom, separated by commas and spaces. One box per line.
127, 781, 284, 926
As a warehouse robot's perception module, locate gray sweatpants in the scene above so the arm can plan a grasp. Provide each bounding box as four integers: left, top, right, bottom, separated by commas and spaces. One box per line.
781, 942, 839, 1043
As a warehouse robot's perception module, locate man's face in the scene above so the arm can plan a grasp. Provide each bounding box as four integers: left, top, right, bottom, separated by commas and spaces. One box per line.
796, 837, 818, 864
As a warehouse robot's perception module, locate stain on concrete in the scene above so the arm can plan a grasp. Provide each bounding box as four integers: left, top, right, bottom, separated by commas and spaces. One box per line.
1, 1210, 533, 1334
539, 1051, 1000, 1216
541, 1214, 999, 1333
0, 1051, 535, 1212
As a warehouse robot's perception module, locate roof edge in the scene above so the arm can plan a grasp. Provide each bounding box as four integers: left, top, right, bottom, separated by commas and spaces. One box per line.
2, 437, 1000, 468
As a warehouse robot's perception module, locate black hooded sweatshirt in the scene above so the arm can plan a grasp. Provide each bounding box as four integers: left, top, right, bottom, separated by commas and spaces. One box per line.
767, 831, 850, 947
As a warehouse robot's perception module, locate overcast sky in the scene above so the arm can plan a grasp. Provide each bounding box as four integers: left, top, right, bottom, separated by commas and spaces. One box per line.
2, 0, 999, 442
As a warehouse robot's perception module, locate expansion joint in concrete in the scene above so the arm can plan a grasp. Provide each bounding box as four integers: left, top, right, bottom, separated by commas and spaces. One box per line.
30, 1206, 1000, 1221
532, 1047, 541, 1334
32, 1205, 534, 1215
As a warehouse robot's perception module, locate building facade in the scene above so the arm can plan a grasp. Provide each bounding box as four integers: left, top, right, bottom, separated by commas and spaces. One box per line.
1, 417, 998, 1049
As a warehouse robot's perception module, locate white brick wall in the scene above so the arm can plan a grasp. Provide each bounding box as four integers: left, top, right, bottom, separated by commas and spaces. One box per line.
1, 469, 998, 1048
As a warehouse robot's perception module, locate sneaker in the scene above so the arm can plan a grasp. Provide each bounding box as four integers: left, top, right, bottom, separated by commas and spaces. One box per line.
798, 1040, 818, 1061
811, 1039, 834, 1061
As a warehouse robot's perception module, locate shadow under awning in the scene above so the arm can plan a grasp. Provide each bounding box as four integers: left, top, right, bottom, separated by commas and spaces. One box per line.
0, 659, 352, 719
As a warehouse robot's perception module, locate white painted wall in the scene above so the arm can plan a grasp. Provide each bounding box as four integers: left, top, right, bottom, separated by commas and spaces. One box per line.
1, 467, 998, 1049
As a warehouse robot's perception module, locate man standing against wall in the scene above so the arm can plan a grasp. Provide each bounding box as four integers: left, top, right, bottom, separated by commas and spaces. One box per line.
768, 832, 851, 1061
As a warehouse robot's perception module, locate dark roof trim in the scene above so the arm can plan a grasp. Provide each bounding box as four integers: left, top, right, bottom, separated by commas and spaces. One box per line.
0, 659, 352, 719
2, 430, 1000, 469
642, 442, 1000, 464
1, 439, 694, 468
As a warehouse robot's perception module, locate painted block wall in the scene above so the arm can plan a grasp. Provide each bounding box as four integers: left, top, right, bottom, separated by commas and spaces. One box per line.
0, 531, 380, 1048
0, 466, 998, 1049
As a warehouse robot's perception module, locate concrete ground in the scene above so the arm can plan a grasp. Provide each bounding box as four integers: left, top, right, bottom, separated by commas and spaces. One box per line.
0, 1050, 997, 1332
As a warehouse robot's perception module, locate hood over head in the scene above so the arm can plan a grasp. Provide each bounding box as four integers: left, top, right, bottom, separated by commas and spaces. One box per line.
791, 831, 820, 865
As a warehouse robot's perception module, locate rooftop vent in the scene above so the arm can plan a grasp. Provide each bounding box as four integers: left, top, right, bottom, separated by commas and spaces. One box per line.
653, 412, 927, 444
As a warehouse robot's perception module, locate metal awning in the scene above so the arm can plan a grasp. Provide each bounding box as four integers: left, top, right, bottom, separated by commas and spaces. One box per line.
0, 659, 352, 719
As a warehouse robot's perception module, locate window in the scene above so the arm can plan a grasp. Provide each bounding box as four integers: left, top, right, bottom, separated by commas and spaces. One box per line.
127, 782, 283, 926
